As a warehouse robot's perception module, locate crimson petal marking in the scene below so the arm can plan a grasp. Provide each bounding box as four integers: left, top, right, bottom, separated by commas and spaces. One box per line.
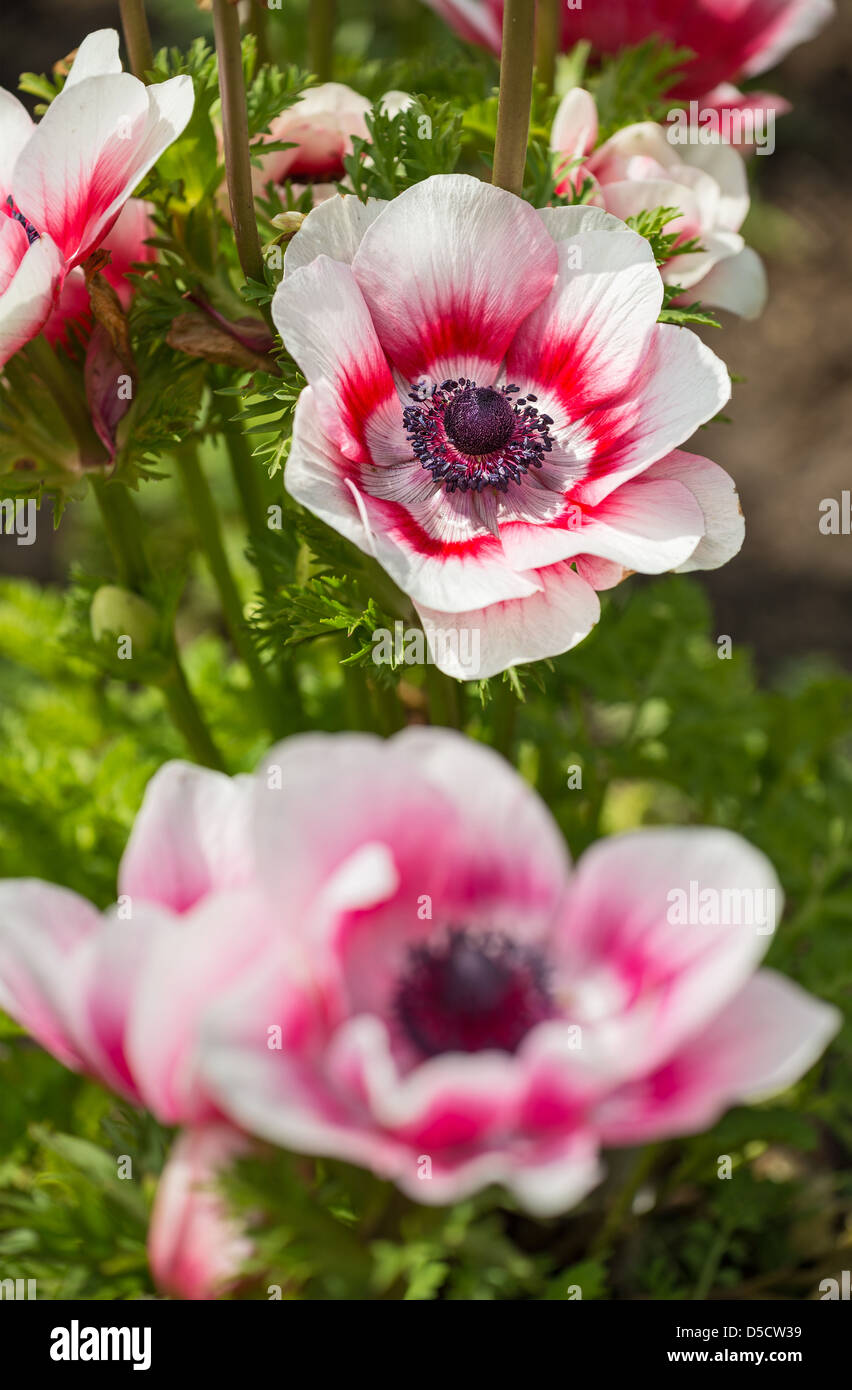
272, 256, 406, 467
506, 231, 662, 417
351, 173, 558, 383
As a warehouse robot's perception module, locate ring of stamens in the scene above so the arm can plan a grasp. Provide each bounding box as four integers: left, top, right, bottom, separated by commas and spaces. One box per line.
403, 379, 554, 494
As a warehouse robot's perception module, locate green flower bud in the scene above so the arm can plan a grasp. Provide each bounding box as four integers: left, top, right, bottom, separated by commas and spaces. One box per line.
90, 585, 160, 658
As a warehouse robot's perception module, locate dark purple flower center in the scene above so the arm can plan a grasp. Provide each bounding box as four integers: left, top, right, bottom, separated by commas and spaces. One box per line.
395, 928, 553, 1057
403, 378, 554, 494
4, 197, 40, 245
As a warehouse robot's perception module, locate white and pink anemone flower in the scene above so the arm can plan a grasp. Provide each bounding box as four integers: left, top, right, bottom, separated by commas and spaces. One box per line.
249, 83, 412, 207
421, 0, 834, 118
550, 89, 767, 320
148, 1126, 254, 1301
271, 174, 742, 678
0, 730, 839, 1229
0, 28, 193, 368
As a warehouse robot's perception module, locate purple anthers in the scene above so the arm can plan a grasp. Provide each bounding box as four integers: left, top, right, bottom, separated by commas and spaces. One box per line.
4, 197, 40, 246
402, 379, 555, 494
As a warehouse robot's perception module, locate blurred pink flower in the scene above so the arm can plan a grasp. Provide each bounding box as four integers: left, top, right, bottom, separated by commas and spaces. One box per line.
0, 28, 193, 367
421, 0, 833, 101
248, 83, 411, 207
273, 174, 741, 677
0, 731, 839, 1217
551, 88, 767, 319
148, 1127, 253, 1301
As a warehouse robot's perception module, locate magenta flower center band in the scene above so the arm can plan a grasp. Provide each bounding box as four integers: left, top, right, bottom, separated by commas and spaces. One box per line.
403, 379, 555, 493
395, 928, 554, 1056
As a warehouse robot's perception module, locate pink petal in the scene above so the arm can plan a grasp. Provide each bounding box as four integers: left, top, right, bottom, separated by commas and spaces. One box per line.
506, 228, 663, 415
692, 245, 768, 320
13, 72, 193, 265
558, 827, 784, 1077
499, 472, 706, 576
271, 255, 407, 467
351, 173, 558, 382
595, 970, 841, 1143
118, 760, 256, 913
125, 891, 278, 1124
414, 558, 601, 678
0, 232, 64, 367
0, 880, 100, 1070
148, 1126, 253, 1300
574, 323, 731, 507
642, 449, 745, 571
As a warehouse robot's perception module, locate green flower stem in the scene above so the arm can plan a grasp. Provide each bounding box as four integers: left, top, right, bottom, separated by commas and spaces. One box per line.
91, 477, 226, 770
492, 0, 536, 196
118, 0, 154, 78
534, 0, 561, 94
175, 444, 285, 737
424, 663, 462, 729
212, 0, 266, 287
308, 0, 336, 81
224, 429, 278, 595
91, 476, 153, 593
157, 653, 228, 771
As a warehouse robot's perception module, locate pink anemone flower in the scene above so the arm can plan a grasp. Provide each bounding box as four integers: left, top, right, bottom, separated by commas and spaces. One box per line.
248, 83, 412, 207
148, 1126, 254, 1301
0, 28, 193, 368
421, 0, 834, 109
551, 88, 767, 319
0, 731, 838, 1219
272, 175, 741, 678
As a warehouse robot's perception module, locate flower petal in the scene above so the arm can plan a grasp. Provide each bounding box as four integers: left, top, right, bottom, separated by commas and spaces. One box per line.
558, 827, 784, 1078
13, 72, 193, 264
283, 193, 387, 275
0, 232, 64, 368
595, 971, 841, 1144
351, 173, 558, 382
0, 880, 99, 1070
118, 761, 256, 913
414, 559, 601, 678
642, 449, 744, 571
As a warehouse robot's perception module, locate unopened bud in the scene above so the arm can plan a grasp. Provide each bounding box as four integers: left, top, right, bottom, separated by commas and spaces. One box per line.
90, 585, 159, 652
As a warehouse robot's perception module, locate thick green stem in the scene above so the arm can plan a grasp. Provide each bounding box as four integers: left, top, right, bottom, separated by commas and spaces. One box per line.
492, 0, 536, 196
308, 0, 335, 81
175, 444, 284, 737
92, 478, 225, 770
212, 0, 266, 286
158, 655, 227, 770
534, 0, 561, 94
92, 477, 152, 592
118, 0, 154, 78
224, 430, 278, 595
